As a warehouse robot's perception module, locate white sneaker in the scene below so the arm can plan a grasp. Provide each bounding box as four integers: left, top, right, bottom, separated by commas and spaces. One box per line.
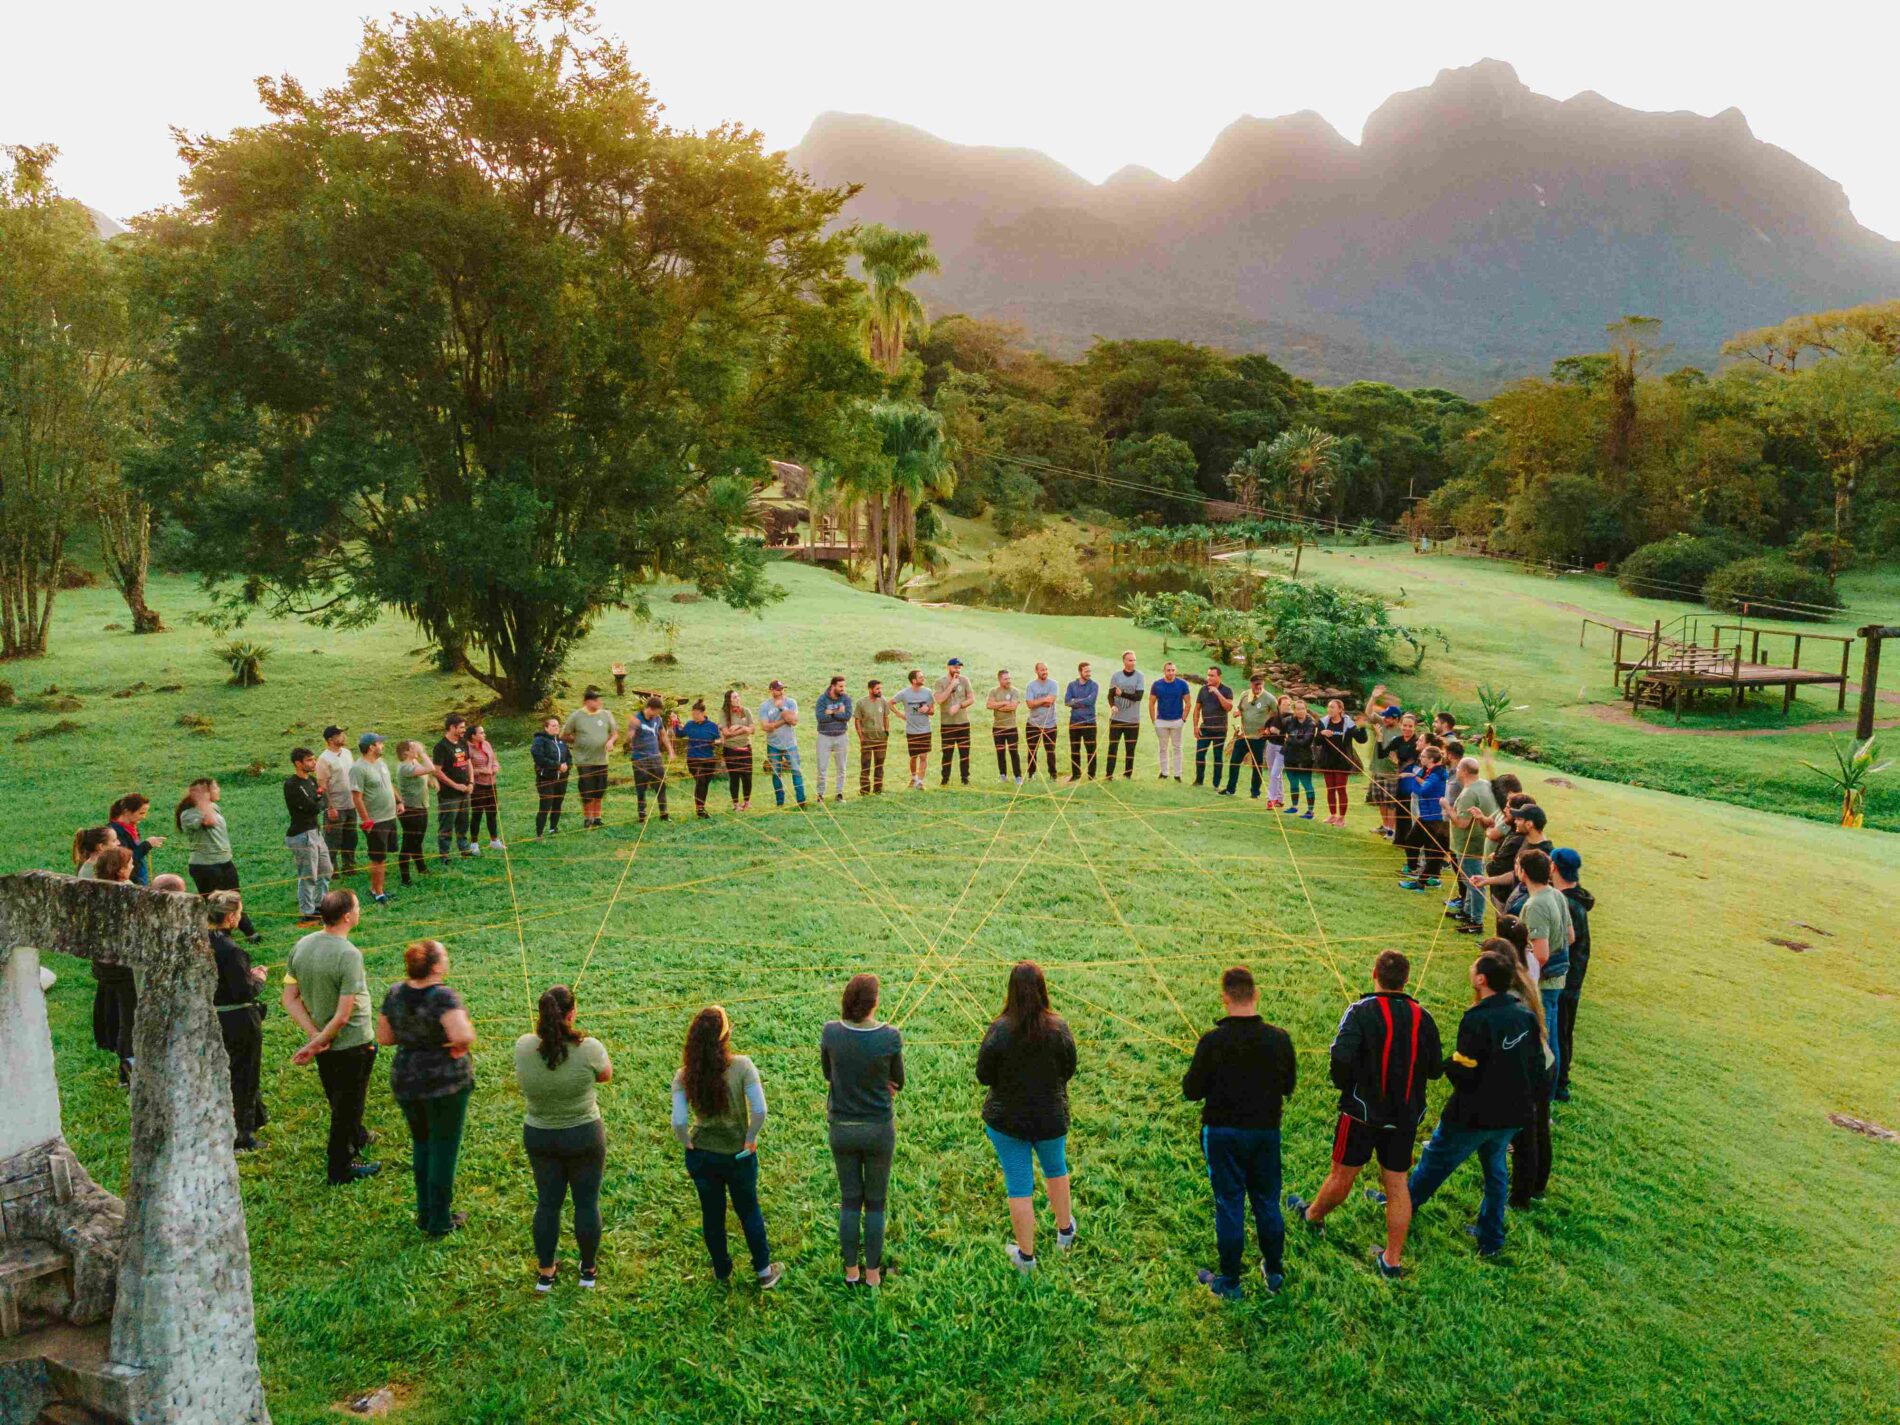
1056, 1215, 1078, 1250
489, 838, 506, 851
1014, 777, 1024, 786
1006, 1244, 1038, 1274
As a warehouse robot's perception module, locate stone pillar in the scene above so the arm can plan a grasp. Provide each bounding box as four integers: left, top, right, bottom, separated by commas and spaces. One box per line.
0, 872, 270, 1425
0, 946, 61, 1161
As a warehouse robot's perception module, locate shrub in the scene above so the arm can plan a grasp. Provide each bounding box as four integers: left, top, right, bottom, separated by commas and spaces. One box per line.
1616, 532, 1757, 600
215, 640, 272, 687
1703, 556, 1842, 622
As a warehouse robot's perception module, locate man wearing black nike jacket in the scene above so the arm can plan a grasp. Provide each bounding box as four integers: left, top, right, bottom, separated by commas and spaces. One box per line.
1402, 946, 1546, 1261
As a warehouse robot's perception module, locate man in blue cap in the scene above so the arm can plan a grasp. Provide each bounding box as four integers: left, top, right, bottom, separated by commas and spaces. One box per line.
933, 658, 975, 786
1549, 848, 1594, 1102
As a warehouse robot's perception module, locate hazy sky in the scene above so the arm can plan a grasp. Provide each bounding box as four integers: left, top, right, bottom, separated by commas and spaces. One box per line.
11, 0, 1900, 238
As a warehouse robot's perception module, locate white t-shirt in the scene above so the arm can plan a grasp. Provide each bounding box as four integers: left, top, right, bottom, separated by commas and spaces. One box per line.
316, 747, 355, 810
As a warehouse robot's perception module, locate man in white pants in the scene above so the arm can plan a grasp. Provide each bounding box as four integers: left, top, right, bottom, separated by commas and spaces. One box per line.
1148, 661, 1192, 782
813, 675, 853, 803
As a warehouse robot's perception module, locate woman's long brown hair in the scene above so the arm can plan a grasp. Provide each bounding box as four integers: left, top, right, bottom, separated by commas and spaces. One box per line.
681, 1006, 733, 1117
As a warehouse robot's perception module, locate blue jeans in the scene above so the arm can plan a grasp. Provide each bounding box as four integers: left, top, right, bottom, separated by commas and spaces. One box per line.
1461, 854, 1487, 924
1201, 1126, 1283, 1286
1408, 1122, 1518, 1254
766, 746, 805, 806
983, 1125, 1068, 1197
683, 1148, 771, 1279
1225, 737, 1268, 796
1540, 987, 1562, 1092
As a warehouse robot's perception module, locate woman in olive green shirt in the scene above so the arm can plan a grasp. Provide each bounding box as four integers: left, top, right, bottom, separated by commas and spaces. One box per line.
515, 985, 612, 1291
175, 777, 258, 940
395, 742, 434, 887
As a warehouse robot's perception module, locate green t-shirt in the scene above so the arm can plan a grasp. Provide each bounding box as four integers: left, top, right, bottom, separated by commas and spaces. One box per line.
515, 1034, 611, 1130
1522, 887, 1571, 973
396, 759, 432, 812
286, 930, 372, 1052
1236, 691, 1275, 736
676, 1055, 762, 1155
349, 757, 400, 822
989, 685, 1022, 729
563, 707, 616, 766
178, 805, 232, 865
933, 675, 974, 726
1452, 779, 1501, 857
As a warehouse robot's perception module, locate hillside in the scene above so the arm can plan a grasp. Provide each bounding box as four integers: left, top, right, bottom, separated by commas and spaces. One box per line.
789, 60, 1900, 392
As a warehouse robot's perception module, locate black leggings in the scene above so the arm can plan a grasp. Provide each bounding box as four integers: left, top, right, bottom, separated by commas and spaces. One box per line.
535, 773, 569, 835
690, 766, 718, 810
470, 782, 499, 840
187, 861, 257, 938
726, 757, 753, 804
398, 808, 429, 882
993, 729, 1021, 778
526, 1119, 607, 1271
219, 1006, 265, 1141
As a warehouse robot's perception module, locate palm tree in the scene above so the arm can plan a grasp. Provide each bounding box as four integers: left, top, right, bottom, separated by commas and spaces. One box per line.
871, 401, 951, 595
1261, 426, 1341, 577
855, 224, 939, 376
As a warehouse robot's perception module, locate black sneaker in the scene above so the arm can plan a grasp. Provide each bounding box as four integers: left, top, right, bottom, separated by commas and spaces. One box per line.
332, 1161, 382, 1185
1285, 1192, 1323, 1233
578, 1266, 597, 1289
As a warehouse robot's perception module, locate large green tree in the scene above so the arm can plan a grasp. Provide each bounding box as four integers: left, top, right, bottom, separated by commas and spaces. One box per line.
139, 2, 874, 706
1773, 339, 1900, 576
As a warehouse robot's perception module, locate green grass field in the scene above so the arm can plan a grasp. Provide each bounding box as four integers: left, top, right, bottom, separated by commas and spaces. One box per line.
6, 564, 1900, 1423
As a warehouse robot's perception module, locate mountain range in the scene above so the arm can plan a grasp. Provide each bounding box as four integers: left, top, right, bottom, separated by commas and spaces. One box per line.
788, 60, 1900, 393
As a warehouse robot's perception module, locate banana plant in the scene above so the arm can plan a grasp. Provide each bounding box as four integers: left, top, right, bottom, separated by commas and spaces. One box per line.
1800, 736, 1891, 829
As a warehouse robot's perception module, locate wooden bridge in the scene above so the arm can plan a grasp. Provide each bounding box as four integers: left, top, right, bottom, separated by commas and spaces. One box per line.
1584, 615, 1854, 721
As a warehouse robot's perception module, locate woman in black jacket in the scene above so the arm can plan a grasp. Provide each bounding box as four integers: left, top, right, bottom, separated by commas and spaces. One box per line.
1279, 699, 1320, 819
976, 961, 1078, 1273
1314, 699, 1368, 827
532, 716, 574, 837
207, 891, 269, 1150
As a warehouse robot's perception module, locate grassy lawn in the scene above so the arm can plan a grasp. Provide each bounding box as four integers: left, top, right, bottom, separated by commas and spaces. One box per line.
6, 565, 1899, 1423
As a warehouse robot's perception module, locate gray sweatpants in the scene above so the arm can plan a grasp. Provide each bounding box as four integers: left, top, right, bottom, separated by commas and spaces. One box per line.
286, 829, 333, 915
829, 1118, 895, 1269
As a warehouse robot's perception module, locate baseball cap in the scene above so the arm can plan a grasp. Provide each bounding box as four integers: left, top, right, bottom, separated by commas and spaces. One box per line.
1517, 804, 1548, 831
1551, 848, 1581, 879
322, 724, 344, 739
358, 731, 385, 752
769, 678, 784, 690
1380, 705, 1403, 720
947, 657, 963, 667
582, 685, 602, 700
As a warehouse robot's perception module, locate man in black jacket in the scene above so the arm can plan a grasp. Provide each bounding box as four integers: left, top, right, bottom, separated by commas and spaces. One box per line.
1551, 848, 1594, 1102
1394, 947, 1547, 1260
1181, 966, 1298, 1299
1286, 950, 1441, 1278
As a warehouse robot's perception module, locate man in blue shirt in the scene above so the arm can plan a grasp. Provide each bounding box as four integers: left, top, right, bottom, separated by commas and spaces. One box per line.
1065, 661, 1100, 781
813, 675, 853, 803
1024, 661, 1061, 782
1149, 660, 1192, 782
757, 680, 807, 808
628, 696, 672, 822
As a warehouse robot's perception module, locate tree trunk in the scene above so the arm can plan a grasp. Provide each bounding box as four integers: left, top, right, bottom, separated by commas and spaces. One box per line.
1291, 533, 1305, 579
95, 483, 164, 632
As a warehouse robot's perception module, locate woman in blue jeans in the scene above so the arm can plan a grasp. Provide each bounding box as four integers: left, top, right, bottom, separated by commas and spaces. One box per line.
976, 962, 1078, 1273
672, 1006, 784, 1289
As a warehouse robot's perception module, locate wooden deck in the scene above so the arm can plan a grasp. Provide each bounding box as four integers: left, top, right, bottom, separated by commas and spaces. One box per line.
1587, 615, 1855, 720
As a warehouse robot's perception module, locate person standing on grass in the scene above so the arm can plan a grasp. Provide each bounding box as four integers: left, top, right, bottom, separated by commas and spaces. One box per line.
1476, 801, 1547, 914
1105, 650, 1145, 780
208, 891, 268, 1152
681, 701, 723, 818
433, 714, 477, 859
895, 670, 936, 790
854, 678, 892, 796
933, 658, 977, 787
1383, 947, 1546, 1261
108, 793, 164, 885
1262, 694, 1293, 808
531, 717, 572, 837
1484, 915, 1554, 1212
283, 889, 381, 1186
758, 680, 807, 809
1182, 965, 1298, 1300
348, 733, 403, 907
1280, 698, 1319, 818
1064, 661, 1100, 782
1516, 849, 1572, 1104
284, 747, 332, 929
822, 974, 905, 1287
673, 1006, 784, 1289
988, 668, 1024, 785
176, 778, 260, 941
518, 985, 612, 1292
1362, 696, 1402, 838
1023, 662, 1060, 781
977, 961, 1079, 1274
1397, 745, 1451, 891
1149, 661, 1191, 782
1222, 673, 1274, 799
718, 690, 755, 811
1193, 667, 1233, 789
1286, 950, 1442, 1280
813, 675, 853, 803
394, 741, 434, 887
467, 724, 504, 850
562, 687, 618, 829
626, 696, 673, 823
1377, 710, 1421, 847
376, 939, 475, 1237
315, 724, 359, 877
89, 847, 138, 1086
1314, 699, 1365, 826
1550, 849, 1594, 1103
1448, 758, 1499, 933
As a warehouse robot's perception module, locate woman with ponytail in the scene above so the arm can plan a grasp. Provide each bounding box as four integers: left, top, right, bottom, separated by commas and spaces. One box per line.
514, 985, 613, 1291
374, 940, 476, 1236
1488, 918, 1554, 1209
72, 826, 112, 878
672, 1006, 781, 1288
107, 793, 164, 885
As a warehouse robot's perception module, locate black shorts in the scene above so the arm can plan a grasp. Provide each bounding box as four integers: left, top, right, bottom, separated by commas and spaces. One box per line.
363, 823, 398, 863
1331, 1113, 1417, 1173
578, 764, 609, 799
906, 732, 932, 757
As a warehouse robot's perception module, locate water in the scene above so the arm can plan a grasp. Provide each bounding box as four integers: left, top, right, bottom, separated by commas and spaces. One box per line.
928, 558, 1227, 618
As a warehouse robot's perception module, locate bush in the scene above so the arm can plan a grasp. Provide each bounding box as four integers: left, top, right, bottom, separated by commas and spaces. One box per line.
1616, 532, 1757, 599
1703, 556, 1842, 622
215, 640, 272, 687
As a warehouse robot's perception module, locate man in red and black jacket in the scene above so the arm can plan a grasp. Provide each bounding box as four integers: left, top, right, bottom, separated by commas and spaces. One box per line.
1287, 949, 1442, 1279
